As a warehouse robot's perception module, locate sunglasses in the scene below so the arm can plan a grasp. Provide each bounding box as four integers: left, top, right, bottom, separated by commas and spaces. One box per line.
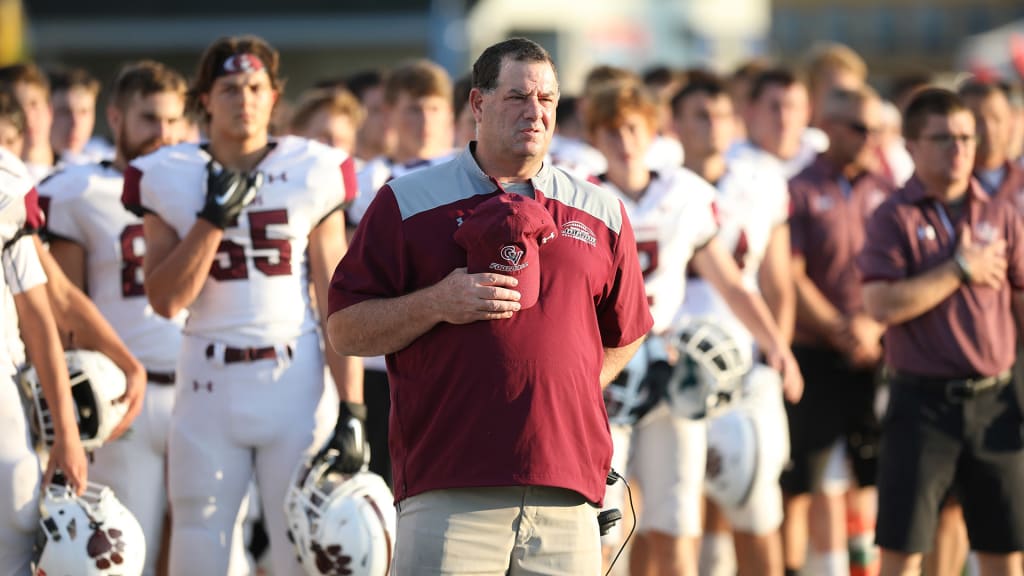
844, 120, 881, 137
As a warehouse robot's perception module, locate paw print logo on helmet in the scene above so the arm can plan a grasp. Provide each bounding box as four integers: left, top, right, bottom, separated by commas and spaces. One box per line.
284, 442, 396, 576
33, 482, 145, 575
310, 541, 355, 575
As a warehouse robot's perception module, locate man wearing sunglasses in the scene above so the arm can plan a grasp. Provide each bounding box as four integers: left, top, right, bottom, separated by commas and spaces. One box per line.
784, 85, 894, 576
859, 88, 1024, 576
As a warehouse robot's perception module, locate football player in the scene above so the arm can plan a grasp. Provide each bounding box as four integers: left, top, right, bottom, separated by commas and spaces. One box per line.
40, 60, 190, 576
0, 147, 86, 574
673, 72, 796, 576
123, 36, 362, 576
587, 80, 801, 576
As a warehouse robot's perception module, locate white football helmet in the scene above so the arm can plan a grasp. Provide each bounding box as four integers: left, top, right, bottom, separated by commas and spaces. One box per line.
666, 318, 751, 419
705, 364, 791, 509
604, 334, 671, 427
20, 349, 128, 452
704, 406, 759, 508
285, 445, 396, 576
33, 482, 146, 575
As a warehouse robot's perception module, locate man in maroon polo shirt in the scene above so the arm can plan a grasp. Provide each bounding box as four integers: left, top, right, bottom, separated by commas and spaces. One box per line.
784, 85, 893, 576
858, 88, 1024, 576
961, 80, 1024, 209
327, 38, 652, 574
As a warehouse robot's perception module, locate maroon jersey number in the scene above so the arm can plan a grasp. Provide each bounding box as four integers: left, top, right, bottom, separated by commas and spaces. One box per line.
733, 230, 749, 271
250, 209, 292, 276
636, 240, 659, 306
119, 224, 146, 297
209, 209, 292, 281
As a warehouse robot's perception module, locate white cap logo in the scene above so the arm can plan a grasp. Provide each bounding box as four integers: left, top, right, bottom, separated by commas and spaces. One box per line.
500, 245, 524, 266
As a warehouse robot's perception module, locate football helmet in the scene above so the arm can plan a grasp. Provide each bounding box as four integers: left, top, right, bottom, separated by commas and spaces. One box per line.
20, 349, 128, 452
604, 334, 671, 427
33, 481, 146, 575
666, 318, 751, 419
705, 364, 790, 509
285, 443, 396, 576
704, 406, 759, 508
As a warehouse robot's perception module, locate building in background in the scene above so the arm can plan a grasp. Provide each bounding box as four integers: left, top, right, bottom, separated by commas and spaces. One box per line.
25, 0, 771, 99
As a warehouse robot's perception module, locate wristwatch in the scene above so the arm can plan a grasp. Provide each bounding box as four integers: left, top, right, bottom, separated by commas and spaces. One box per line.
953, 250, 973, 284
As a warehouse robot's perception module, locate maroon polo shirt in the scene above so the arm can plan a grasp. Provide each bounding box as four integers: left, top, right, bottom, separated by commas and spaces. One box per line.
983, 161, 1024, 214
857, 176, 1024, 378
328, 145, 653, 504
789, 154, 894, 344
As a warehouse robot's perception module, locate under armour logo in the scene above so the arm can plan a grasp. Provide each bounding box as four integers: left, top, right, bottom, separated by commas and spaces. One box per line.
500, 245, 523, 266
192, 381, 213, 392
264, 171, 287, 184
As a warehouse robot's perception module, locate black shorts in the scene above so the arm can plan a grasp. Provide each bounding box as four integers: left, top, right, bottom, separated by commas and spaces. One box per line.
780, 345, 881, 494
876, 377, 1024, 554
365, 367, 393, 488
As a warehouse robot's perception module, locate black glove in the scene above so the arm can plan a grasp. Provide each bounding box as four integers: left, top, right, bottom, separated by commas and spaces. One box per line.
324, 402, 369, 474
198, 160, 262, 229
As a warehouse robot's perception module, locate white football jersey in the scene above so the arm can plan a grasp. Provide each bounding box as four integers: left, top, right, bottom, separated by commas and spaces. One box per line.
39, 162, 184, 372
645, 135, 685, 172
726, 127, 827, 181
0, 149, 49, 372
682, 157, 790, 365
125, 136, 356, 347
348, 151, 456, 226
599, 167, 718, 334
549, 135, 607, 179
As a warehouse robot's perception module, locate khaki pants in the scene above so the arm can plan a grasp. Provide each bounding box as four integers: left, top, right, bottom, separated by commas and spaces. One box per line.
392, 486, 602, 575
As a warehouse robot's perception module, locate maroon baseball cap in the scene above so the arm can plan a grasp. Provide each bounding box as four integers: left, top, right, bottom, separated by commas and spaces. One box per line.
453, 193, 558, 309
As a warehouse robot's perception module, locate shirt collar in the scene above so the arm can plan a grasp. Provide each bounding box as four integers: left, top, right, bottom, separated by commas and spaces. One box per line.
900, 175, 989, 205
810, 152, 871, 184
457, 141, 552, 193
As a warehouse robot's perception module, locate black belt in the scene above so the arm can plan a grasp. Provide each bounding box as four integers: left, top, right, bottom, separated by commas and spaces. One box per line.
146, 371, 176, 385
205, 344, 292, 364
888, 369, 1012, 402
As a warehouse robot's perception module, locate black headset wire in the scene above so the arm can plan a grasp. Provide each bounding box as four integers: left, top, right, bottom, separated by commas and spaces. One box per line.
605, 469, 636, 576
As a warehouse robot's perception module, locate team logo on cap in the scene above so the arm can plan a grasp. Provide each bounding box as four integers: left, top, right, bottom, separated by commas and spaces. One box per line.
500, 245, 524, 266
561, 221, 596, 247
490, 244, 527, 273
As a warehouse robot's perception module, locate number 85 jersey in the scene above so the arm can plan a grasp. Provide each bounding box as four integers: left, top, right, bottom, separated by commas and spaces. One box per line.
122, 137, 357, 347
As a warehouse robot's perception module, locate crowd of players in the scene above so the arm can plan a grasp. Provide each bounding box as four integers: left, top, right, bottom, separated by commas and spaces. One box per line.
0, 32, 1023, 576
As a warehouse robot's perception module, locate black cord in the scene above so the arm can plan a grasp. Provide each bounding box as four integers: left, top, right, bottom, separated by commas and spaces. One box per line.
605, 470, 636, 576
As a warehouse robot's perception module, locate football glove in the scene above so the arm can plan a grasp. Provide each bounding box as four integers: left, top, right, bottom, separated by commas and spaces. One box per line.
198, 160, 262, 229
323, 401, 369, 475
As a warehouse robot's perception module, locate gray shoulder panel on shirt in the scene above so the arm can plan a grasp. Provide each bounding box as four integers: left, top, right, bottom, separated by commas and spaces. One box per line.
389, 147, 623, 235
388, 156, 489, 220
541, 167, 623, 235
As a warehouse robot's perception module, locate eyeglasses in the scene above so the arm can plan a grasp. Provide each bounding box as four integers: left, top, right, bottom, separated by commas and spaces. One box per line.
918, 133, 978, 147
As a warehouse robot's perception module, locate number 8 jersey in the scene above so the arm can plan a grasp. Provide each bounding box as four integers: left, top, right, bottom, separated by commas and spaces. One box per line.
122, 137, 357, 347
39, 161, 184, 373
